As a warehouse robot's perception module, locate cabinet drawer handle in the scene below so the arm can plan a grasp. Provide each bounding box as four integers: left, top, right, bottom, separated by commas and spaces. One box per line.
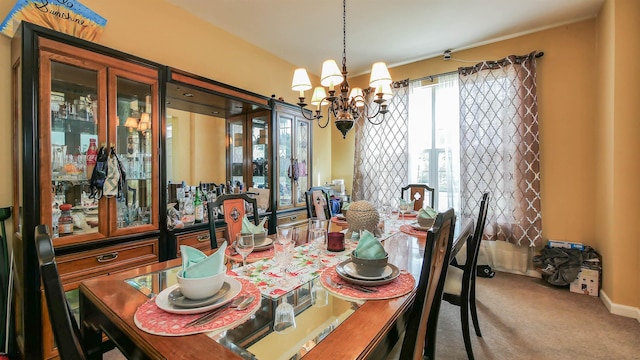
96, 252, 119, 263
197, 234, 210, 242
290, 215, 298, 221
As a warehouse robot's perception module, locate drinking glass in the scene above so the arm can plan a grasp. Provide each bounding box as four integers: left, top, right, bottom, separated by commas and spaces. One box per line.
236, 233, 255, 273
276, 224, 294, 246
273, 297, 296, 334
311, 278, 329, 308
273, 241, 293, 286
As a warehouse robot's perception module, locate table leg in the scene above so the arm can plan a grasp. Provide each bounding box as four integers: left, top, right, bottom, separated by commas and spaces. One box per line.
79, 291, 104, 360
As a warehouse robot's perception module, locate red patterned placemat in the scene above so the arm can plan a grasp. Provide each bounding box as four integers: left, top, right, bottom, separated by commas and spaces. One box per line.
134, 278, 261, 336
320, 266, 415, 301
399, 224, 427, 239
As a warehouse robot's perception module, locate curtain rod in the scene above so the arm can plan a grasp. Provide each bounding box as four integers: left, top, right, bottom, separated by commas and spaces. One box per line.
412, 51, 545, 83
412, 70, 457, 83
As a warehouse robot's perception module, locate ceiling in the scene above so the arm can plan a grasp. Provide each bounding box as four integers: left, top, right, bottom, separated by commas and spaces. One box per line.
167, 0, 604, 77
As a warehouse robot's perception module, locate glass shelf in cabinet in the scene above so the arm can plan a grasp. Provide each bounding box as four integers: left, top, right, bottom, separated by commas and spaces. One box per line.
51, 116, 97, 134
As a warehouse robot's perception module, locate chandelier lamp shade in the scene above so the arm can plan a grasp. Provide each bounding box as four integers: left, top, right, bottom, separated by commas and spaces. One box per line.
291, 0, 393, 138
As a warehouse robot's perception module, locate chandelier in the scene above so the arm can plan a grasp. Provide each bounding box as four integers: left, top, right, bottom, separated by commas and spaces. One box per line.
290, 0, 393, 139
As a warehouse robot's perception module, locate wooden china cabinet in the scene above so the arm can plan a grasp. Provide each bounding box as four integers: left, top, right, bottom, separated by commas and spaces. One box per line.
11, 24, 163, 359
271, 100, 313, 242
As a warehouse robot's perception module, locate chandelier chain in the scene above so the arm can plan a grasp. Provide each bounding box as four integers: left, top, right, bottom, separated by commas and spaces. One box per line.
342, 0, 347, 70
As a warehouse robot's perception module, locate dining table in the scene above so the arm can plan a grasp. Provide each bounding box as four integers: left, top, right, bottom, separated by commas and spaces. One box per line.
78, 215, 474, 360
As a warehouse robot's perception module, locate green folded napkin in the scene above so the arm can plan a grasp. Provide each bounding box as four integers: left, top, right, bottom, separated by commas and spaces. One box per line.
418, 206, 438, 219
399, 198, 414, 207
180, 242, 226, 278
353, 230, 386, 259
242, 215, 267, 234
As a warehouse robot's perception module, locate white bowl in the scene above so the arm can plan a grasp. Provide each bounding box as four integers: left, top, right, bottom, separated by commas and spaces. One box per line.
176, 271, 226, 300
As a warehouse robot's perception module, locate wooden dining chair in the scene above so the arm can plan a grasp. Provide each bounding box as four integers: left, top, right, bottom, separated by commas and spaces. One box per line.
397, 208, 456, 360
400, 184, 435, 211
305, 187, 332, 220
35, 224, 117, 360
207, 193, 261, 249
442, 192, 489, 360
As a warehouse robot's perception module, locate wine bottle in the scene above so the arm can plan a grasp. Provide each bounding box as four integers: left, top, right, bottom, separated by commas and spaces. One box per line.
194, 186, 204, 223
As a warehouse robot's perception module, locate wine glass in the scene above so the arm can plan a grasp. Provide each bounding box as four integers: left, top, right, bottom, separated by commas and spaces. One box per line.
273, 296, 296, 334
276, 224, 294, 246
399, 201, 411, 222
236, 233, 255, 274
308, 218, 328, 269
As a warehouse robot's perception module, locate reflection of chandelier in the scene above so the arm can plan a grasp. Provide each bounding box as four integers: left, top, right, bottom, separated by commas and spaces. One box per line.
291, 0, 392, 139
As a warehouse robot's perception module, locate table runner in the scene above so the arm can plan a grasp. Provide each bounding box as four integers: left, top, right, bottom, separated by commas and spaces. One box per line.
133, 277, 261, 336
231, 242, 357, 299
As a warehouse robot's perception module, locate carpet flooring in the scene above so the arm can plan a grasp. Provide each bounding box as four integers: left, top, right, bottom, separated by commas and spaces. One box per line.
434, 271, 640, 360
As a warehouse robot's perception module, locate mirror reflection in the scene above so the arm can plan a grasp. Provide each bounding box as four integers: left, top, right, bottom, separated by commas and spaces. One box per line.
165, 82, 271, 227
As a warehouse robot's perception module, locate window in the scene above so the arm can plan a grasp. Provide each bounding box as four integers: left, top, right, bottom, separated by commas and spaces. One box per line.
408, 74, 460, 211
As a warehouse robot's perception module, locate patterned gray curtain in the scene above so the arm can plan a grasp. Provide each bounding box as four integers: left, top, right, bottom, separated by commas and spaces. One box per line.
458, 52, 542, 247
352, 80, 410, 204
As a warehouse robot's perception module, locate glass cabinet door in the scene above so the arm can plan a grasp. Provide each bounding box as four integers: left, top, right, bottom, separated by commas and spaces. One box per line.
294, 119, 310, 206
229, 120, 245, 187
250, 113, 269, 189
43, 56, 106, 242
277, 113, 293, 208
110, 70, 159, 235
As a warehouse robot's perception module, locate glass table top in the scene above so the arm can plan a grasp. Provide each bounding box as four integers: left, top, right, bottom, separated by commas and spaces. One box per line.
125, 266, 359, 359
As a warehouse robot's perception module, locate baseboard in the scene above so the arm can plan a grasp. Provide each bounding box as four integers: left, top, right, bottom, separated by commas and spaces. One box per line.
600, 290, 640, 322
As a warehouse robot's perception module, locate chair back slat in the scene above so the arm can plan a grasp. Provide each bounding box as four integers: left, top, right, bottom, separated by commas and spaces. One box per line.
401, 184, 435, 211
208, 193, 261, 249
305, 187, 332, 220
463, 192, 490, 290
35, 224, 87, 360
400, 208, 456, 360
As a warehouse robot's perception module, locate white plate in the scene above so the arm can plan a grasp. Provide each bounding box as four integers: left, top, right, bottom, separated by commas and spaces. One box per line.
253, 237, 273, 251
155, 277, 241, 315
168, 282, 231, 309
343, 262, 393, 280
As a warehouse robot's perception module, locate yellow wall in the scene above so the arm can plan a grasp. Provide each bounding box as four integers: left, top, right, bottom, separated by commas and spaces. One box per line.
0, 2, 12, 249
166, 109, 227, 185
596, 0, 640, 309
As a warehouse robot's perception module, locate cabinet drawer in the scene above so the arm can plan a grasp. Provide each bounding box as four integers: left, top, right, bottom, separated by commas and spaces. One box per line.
277, 211, 309, 245
277, 210, 308, 226
58, 238, 159, 284
176, 229, 225, 257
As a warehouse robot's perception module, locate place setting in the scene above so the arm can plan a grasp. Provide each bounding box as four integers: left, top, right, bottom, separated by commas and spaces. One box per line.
133, 242, 261, 336
399, 206, 437, 239
225, 216, 274, 263
321, 230, 415, 301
